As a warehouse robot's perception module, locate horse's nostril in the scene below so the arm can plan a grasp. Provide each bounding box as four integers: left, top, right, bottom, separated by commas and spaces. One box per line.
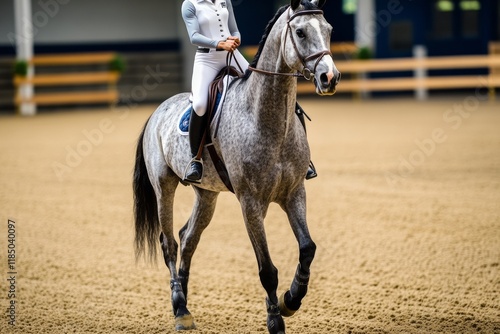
320, 73, 329, 88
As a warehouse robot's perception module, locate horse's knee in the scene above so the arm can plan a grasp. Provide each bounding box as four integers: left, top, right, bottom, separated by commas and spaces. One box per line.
259, 265, 279, 296
299, 240, 316, 270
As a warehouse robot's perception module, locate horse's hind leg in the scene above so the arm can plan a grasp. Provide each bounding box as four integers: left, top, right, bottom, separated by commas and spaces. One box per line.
155, 168, 195, 330
165, 187, 218, 330
178, 187, 219, 303
278, 185, 316, 317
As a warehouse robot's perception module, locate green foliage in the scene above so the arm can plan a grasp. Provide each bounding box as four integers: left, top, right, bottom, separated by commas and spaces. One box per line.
356, 47, 373, 60
110, 55, 126, 73
13, 60, 28, 77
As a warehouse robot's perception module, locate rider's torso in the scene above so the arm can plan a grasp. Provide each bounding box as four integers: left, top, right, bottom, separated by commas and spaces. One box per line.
188, 0, 231, 43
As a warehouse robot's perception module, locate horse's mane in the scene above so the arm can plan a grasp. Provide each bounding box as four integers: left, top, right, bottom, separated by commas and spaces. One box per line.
242, 1, 319, 80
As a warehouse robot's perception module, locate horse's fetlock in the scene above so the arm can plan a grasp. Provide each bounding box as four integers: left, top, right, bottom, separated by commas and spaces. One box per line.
266, 297, 281, 314
285, 290, 302, 311
171, 280, 188, 315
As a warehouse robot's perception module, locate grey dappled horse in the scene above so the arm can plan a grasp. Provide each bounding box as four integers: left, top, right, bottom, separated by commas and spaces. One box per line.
133, 0, 340, 333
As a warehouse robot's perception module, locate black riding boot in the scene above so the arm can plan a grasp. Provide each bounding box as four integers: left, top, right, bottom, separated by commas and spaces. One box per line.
296, 103, 318, 180
183, 109, 207, 184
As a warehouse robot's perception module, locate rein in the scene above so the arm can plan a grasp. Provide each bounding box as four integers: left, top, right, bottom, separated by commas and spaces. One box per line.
213, 51, 244, 139
248, 8, 332, 81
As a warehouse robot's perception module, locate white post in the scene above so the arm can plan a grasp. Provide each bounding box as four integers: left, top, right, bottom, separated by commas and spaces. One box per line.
355, 0, 375, 99
355, 0, 376, 53
413, 45, 428, 101
14, 0, 36, 116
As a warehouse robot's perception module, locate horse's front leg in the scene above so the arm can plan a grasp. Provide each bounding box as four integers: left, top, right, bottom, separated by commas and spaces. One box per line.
278, 185, 316, 317
240, 197, 286, 334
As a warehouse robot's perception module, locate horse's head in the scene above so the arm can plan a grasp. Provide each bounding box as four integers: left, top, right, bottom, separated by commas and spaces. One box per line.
282, 0, 340, 95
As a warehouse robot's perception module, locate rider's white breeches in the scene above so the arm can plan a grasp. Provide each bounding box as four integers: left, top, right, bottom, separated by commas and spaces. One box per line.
191, 49, 248, 116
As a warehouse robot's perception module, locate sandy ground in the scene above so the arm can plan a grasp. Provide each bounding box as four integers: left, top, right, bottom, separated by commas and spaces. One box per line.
0, 97, 499, 334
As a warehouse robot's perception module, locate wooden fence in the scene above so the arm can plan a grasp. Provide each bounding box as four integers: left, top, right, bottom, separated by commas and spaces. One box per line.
14, 52, 120, 111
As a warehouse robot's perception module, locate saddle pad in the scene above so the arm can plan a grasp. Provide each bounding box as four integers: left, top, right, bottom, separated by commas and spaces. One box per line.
178, 75, 234, 135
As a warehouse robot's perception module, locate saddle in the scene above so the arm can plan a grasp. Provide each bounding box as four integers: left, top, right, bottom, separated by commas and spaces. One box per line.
207, 65, 242, 125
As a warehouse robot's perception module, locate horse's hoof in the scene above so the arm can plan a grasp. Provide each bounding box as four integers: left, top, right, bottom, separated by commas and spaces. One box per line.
278, 291, 296, 317
175, 314, 196, 331
267, 312, 286, 334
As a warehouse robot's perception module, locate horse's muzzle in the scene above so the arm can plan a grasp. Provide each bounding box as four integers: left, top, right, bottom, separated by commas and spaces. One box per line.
314, 70, 340, 96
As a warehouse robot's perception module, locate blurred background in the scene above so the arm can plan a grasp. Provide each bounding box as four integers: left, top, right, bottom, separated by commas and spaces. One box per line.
0, 0, 499, 114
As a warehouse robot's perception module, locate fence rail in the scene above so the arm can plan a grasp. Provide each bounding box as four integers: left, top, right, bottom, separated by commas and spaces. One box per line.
14, 52, 120, 113
297, 54, 500, 99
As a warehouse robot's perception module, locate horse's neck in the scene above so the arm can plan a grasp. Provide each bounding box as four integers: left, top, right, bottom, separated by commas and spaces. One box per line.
245, 13, 297, 138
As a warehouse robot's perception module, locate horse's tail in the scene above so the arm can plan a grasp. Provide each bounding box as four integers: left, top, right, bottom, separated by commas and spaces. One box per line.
133, 118, 159, 263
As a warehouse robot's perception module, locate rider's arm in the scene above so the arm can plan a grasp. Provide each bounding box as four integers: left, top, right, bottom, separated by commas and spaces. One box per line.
181, 1, 219, 49
226, 0, 241, 43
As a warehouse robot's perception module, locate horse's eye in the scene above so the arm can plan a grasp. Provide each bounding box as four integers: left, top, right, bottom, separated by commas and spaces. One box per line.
296, 29, 305, 39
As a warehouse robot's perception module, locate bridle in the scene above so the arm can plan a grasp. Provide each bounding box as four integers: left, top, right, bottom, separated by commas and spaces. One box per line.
248, 8, 332, 81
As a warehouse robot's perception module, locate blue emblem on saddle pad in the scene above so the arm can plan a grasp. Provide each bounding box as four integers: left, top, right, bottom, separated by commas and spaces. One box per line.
179, 107, 191, 133
178, 92, 222, 134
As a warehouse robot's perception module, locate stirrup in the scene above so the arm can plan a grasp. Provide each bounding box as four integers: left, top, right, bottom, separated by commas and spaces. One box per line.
305, 161, 317, 180
183, 158, 203, 184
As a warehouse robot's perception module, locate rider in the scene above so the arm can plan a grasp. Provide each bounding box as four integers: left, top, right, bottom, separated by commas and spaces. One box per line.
181, 0, 317, 184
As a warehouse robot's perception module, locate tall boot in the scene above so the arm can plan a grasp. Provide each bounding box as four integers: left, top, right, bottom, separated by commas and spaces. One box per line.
296, 103, 318, 180
183, 109, 207, 184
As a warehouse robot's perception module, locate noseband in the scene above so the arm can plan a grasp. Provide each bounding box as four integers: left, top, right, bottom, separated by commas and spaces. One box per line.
248, 8, 332, 80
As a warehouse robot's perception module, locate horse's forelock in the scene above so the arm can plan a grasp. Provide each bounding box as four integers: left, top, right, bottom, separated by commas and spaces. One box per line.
301, 0, 319, 10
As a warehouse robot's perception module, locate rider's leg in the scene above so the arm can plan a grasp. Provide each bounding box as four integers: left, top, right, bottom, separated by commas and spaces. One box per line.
295, 103, 318, 180
184, 110, 207, 184
183, 54, 220, 184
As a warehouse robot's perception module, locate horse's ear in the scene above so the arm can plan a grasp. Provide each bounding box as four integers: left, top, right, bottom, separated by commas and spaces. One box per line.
291, 0, 301, 10
310, 0, 327, 8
